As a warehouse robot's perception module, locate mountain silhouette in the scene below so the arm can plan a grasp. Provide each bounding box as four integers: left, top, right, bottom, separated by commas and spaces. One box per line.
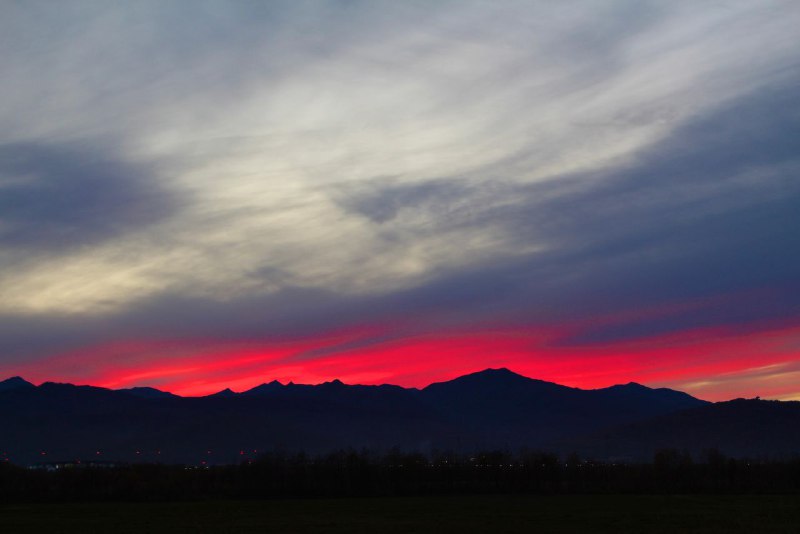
242, 380, 284, 396
209, 387, 238, 398
118, 386, 177, 399
0, 369, 794, 466
417, 368, 706, 448
0, 376, 35, 392
567, 397, 800, 460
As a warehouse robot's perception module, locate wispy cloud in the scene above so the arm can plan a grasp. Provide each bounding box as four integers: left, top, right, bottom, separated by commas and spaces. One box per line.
1, 1, 799, 396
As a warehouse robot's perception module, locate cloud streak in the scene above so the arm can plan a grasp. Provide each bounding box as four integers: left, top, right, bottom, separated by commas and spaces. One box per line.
1, 1, 799, 399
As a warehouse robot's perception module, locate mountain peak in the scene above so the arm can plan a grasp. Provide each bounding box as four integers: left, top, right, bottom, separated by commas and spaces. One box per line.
423, 367, 553, 394
462, 367, 525, 379
483, 367, 518, 375
323, 378, 345, 387
242, 380, 285, 396
461, 367, 534, 383
0, 376, 35, 391
618, 382, 649, 389
209, 388, 237, 398
119, 386, 175, 399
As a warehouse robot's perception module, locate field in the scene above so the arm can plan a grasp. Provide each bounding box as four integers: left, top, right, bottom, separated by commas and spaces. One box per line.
2, 494, 799, 533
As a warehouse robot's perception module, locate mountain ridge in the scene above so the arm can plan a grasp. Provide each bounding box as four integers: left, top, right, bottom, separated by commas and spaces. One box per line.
3, 369, 795, 466
0, 368, 706, 400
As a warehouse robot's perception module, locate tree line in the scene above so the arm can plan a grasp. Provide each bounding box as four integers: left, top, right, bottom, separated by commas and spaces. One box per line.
1, 448, 799, 501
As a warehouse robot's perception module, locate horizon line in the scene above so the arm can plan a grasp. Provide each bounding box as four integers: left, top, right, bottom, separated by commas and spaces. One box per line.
0, 367, 725, 401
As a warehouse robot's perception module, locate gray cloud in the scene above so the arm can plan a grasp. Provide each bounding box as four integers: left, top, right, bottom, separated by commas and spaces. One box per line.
331, 177, 473, 224
1, 1, 799, 394
0, 142, 175, 252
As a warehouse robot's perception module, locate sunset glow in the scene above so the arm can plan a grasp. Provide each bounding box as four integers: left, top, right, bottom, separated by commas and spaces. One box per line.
2, 1, 799, 403
11, 317, 800, 401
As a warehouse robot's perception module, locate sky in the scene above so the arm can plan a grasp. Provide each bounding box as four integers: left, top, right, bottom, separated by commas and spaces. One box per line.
1, 1, 799, 400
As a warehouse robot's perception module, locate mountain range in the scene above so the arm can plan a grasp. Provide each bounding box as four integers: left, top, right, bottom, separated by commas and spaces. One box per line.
1, 368, 797, 465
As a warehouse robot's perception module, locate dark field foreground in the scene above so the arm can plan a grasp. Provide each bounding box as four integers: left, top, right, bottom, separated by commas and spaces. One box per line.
2, 494, 799, 534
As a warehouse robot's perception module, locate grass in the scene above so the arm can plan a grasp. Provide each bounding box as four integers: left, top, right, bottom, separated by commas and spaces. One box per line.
2, 494, 799, 533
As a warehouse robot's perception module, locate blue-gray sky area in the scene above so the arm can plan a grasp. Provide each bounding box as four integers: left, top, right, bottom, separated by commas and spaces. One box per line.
1, 1, 799, 399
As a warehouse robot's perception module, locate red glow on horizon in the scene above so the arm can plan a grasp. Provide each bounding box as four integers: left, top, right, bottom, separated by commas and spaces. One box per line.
9, 315, 800, 402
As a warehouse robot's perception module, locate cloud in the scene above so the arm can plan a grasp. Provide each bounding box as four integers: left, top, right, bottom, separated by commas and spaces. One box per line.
0, 142, 175, 251
1, 1, 799, 398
